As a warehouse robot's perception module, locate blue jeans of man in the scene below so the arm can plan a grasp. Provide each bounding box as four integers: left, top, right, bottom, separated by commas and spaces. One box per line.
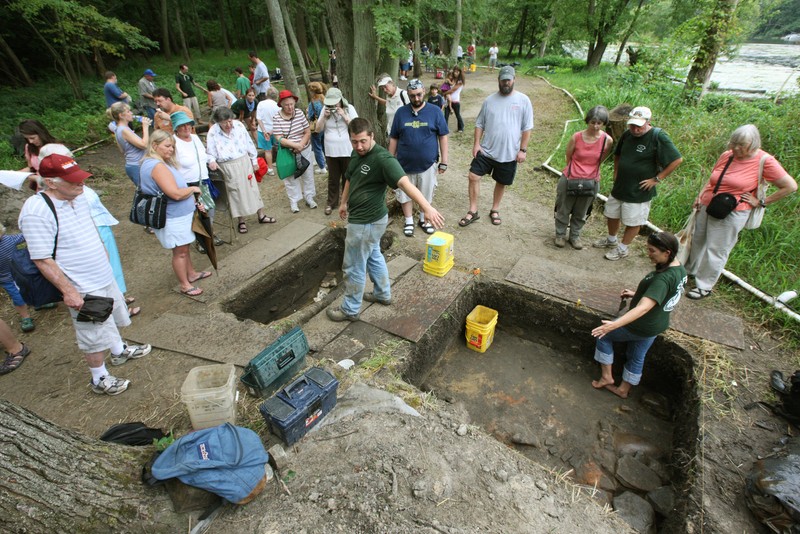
311, 132, 326, 169
593, 326, 656, 386
342, 215, 390, 316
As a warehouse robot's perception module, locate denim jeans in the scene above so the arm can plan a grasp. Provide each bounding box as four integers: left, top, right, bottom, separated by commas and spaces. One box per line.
341, 215, 390, 316
311, 132, 326, 169
593, 326, 656, 386
125, 164, 141, 187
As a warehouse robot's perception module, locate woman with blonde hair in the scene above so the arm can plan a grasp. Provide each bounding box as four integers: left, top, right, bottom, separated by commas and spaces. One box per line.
306, 81, 328, 174
108, 102, 151, 186
139, 130, 211, 297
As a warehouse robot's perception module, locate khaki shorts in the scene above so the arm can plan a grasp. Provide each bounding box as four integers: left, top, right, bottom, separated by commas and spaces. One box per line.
604, 195, 651, 227
68, 281, 130, 353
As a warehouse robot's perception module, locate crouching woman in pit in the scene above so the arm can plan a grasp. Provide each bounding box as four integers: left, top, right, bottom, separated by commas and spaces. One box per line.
591, 232, 686, 399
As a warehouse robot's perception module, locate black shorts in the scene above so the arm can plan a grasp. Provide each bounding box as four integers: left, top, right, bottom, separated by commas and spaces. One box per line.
469, 151, 518, 186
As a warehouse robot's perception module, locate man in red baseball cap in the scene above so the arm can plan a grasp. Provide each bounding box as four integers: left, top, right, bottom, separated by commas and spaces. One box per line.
19, 154, 152, 396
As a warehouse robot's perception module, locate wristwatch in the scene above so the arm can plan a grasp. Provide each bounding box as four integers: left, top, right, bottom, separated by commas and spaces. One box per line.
653, 176, 661, 182
519, 148, 527, 153
759, 199, 766, 208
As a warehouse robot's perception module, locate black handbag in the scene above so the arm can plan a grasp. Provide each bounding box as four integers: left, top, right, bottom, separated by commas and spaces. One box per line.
75, 294, 115, 323
294, 153, 310, 178
130, 188, 167, 229
705, 155, 738, 220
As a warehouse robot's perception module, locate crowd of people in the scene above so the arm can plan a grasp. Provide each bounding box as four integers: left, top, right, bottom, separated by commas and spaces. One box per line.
0, 48, 795, 405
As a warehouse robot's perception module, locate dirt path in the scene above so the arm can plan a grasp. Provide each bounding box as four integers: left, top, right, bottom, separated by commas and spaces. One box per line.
0, 68, 795, 533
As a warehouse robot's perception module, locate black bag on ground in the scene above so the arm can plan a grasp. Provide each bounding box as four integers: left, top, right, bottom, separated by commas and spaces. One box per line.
75, 294, 114, 323
10, 193, 63, 308
130, 189, 167, 229
100, 422, 165, 446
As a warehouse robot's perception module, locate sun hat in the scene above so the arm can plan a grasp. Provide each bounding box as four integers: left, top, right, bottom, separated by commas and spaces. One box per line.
171, 111, 195, 131
627, 106, 652, 127
143, 69, 157, 77
278, 90, 299, 104
498, 66, 515, 81
38, 154, 92, 183
324, 88, 344, 106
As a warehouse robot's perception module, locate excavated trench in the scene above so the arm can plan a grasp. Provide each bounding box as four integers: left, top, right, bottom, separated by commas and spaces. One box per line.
226, 231, 699, 533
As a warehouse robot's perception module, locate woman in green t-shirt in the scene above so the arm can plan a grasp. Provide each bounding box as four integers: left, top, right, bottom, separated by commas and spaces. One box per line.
591, 231, 687, 399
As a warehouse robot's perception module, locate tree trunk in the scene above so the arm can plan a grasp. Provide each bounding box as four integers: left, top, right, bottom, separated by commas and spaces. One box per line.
413, 3, 422, 78
174, 4, 191, 62
265, 0, 300, 97
586, 0, 632, 69
160, 0, 172, 60
322, 19, 334, 53
0, 400, 183, 532
293, 10, 313, 67
449, 0, 462, 60
539, 15, 556, 58
242, 6, 259, 52
614, 0, 645, 66
218, 0, 231, 56
586, 33, 608, 68
93, 46, 107, 78
0, 34, 33, 86
309, 20, 330, 84
189, 1, 207, 54
685, 0, 741, 101
279, 0, 311, 97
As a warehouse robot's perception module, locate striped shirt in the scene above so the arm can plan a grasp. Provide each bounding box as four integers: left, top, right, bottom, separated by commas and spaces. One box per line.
206, 121, 257, 166
272, 109, 310, 149
19, 193, 113, 293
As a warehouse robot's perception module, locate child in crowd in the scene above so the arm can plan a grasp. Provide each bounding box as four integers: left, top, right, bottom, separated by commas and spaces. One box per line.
428, 84, 446, 112
0, 224, 36, 332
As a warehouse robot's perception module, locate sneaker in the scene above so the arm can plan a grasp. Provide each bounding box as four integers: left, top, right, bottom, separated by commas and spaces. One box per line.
604, 247, 629, 261
110, 343, 152, 366
195, 242, 206, 254
569, 237, 584, 250
290, 203, 300, 213
315, 168, 327, 175
20, 317, 35, 333
554, 237, 566, 248
363, 292, 392, 305
592, 237, 618, 248
306, 198, 318, 209
90, 375, 130, 395
267, 169, 275, 176
213, 236, 224, 246
326, 307, 360, 322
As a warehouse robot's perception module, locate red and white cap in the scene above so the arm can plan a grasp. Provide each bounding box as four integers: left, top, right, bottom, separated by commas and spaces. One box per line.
38, 154, 92, 183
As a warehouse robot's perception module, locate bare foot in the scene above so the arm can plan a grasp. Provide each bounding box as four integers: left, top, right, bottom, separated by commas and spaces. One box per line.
592, 377, 614, 389
605, 384, 629, 399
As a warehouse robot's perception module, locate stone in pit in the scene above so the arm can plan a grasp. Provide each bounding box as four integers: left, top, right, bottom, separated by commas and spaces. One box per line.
616, 454, 662, 492
613, 491, 656, 534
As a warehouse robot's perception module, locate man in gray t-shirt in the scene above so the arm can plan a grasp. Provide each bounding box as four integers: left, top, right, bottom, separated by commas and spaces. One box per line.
459, 66, 533, 227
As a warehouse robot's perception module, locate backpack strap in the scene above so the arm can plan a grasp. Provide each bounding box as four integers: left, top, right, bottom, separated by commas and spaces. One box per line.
38, 193, 59, 260
400, 90, 410, 106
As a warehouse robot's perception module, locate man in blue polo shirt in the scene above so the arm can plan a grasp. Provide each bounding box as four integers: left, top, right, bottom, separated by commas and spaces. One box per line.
103, 71, 130, 108
388, 78, 449, 237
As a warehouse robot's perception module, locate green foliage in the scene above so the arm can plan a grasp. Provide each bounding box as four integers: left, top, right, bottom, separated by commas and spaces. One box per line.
544, 66, 800, 336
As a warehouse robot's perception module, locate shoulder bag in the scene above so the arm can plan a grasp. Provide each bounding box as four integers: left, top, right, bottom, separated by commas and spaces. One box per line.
11, 194, 63, 307
130, 188, 167, 229
744, 155, 769, 230
565, 135, 606, 196
705, 155, 739, 219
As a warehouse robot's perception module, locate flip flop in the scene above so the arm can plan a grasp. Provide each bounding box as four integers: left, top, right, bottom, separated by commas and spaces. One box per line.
489, 210, 502, 226
128, 306, 141, 317
458, 211, 480, 227
125, 297, 136, 305
189, 271, 213, 283
180, 286, 204, 297
259, 215, 277, 224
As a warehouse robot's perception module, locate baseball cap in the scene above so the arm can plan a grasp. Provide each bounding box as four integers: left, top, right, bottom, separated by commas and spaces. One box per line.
143, 69, 157, 77
38, 154, 92, 183
324, 88, 343, 106
499, 66, 515, 81
627, 106, 652, 126
377, 76, 393, 87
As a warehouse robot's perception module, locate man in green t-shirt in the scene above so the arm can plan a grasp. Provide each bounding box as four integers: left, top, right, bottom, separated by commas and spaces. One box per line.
593, 107, 683, 260
326, 118, 445, 322
234, 67, 251, 98
175, 64, 202, 123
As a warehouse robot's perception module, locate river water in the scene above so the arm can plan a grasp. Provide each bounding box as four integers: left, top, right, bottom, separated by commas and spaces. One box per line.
567, 42, 800, 96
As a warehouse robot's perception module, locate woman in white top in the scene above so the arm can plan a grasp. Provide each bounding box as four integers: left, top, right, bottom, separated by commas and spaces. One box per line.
206, 107, 272, 234
444, 66, 465, 133
316, 87, 358, 215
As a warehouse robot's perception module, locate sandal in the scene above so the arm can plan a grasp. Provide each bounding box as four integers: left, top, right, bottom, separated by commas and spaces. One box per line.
489, 210, 502, 226
418, 220, 435, 234
125, 297, 136, 305
189, 271, 213, 283
258, 215, 277, 224
0, 344, 30, 375
128, 306, 141, 317
180, 286, 204, 297
458, 211, 480, 227
238, 221, 248, 234
687, 287, 712, 300
403, 223, 414, 237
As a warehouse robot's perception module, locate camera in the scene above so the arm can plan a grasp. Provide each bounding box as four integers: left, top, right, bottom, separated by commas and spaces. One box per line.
326, 105, 337, 112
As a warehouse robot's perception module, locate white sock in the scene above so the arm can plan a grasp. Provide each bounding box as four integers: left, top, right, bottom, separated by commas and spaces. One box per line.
404, 217, 414, 225
419, 215, 425, 223
110, 340, 125, 356
607, 235, 618, 243
90, 364, 109, 384
618, 242, 629, 252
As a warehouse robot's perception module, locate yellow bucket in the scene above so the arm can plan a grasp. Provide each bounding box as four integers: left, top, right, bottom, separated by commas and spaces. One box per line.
423, 258, 454, 277
425, 231, 454, 268
465, 305, 498, 353
469, 63, 477, 72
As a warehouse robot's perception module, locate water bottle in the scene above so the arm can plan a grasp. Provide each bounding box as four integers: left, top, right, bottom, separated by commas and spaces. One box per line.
133, 115, 144, 123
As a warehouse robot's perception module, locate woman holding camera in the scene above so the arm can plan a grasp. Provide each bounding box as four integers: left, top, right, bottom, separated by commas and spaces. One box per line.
685, 124, 796, 300
316, 87, 358, 215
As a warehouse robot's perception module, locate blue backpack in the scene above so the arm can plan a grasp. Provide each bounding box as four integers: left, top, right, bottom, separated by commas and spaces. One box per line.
151, 423, 270, 504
